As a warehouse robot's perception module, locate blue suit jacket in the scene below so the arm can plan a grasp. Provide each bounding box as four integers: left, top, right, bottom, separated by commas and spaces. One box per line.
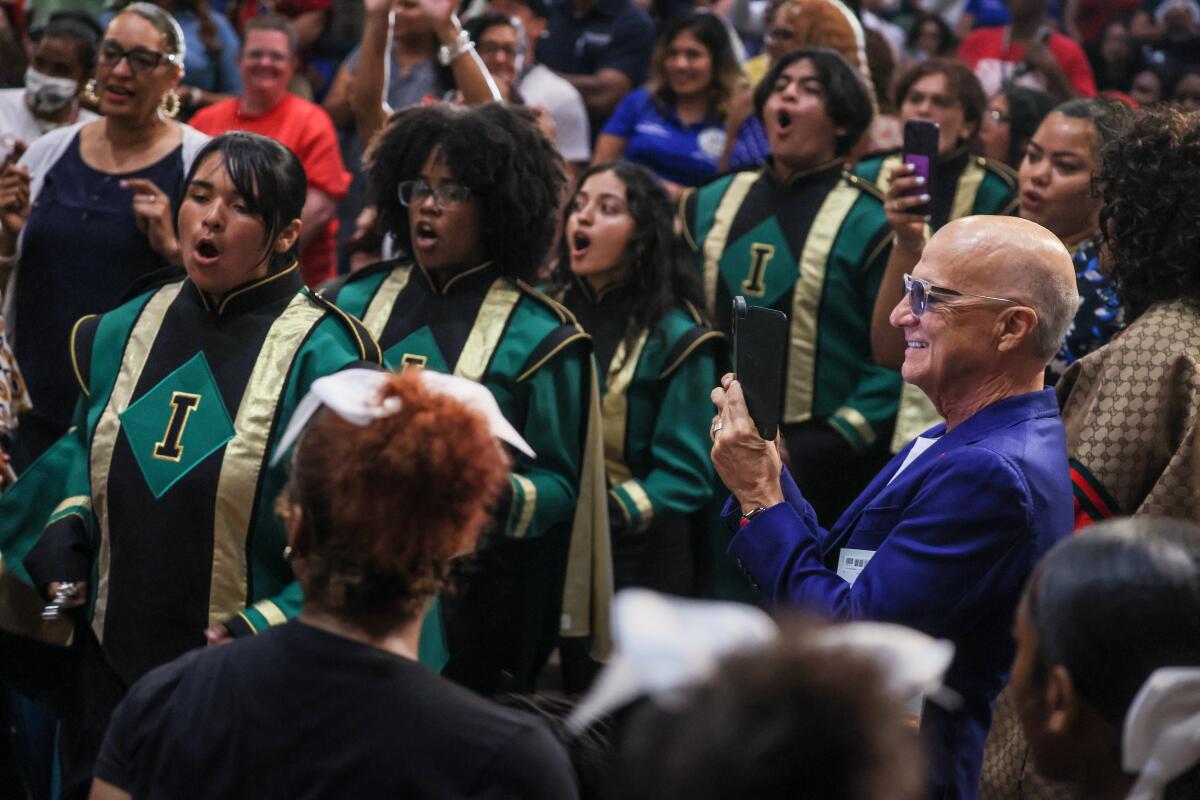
727, 388, 1073, 799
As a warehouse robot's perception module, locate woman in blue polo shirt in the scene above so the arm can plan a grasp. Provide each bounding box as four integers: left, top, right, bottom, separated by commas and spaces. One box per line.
593, 12, 742, 198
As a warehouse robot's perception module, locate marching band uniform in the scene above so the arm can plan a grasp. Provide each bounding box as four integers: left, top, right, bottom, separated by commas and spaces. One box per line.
327, 260, 611, 693
558, 279, 724, 595
680, 160, 902, 526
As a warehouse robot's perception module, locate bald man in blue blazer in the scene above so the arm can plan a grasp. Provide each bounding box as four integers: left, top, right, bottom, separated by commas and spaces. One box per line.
711, 217, 1079, 800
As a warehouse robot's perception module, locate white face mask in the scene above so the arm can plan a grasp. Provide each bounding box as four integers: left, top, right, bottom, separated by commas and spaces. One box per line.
24, 66, 80, 116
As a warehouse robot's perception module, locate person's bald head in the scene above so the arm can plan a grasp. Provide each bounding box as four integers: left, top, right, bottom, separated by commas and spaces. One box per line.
892, 215, 1078, 422
921, 216, 1078, 362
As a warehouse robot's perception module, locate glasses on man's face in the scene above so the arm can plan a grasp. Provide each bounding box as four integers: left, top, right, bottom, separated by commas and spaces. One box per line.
243, 48, 290, 64
903, 273, 1021, 316
98, 39, 178, 74
398, 179, 473, 210
477, 42, 525, 59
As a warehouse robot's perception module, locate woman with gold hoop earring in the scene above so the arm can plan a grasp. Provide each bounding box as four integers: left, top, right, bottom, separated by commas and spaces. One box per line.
0, 1, 210, 468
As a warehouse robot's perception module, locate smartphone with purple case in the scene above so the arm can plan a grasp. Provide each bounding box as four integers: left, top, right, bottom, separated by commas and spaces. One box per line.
902, 119, 939, 217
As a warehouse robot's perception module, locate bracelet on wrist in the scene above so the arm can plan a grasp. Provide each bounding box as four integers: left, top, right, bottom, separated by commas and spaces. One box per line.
438, 29, 474, 65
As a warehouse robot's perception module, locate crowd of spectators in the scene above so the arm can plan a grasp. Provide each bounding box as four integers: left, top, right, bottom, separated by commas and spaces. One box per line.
1, 0, 1199, 798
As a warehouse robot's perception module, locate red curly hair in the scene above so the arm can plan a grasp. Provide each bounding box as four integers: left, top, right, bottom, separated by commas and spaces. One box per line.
284, 370, 510, 621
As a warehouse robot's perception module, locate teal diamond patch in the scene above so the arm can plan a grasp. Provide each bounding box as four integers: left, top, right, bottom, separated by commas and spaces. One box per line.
383, 325, 450, 372
119, 352, 235, 499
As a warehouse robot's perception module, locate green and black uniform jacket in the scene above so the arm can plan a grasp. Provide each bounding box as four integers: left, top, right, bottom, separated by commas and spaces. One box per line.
558, 280, 724, 535
679, 160, 902, 452
854, 145, 1019, 230
326, 259, 612, 650
9, 264, 382, 686
327, 259, 592, 540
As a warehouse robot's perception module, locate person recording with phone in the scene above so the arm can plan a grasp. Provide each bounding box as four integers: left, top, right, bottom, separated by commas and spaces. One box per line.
679, 48, 901, 528
710, 214, 1079, 800
858, 59, 1018, 456
855, 59, 1018, 233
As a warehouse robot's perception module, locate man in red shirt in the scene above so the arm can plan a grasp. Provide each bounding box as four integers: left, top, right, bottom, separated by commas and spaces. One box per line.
958, 0, 1097, 101
190, 14, 351, 285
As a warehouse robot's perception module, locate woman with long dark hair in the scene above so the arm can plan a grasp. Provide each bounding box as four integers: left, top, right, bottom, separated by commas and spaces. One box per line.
326, 102, 609, 695
553, 161, 722, 595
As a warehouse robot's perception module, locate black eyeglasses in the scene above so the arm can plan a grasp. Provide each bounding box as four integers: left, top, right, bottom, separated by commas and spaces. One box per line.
903, 273, 1021, 316
397, 180, 473, 210
98, 39, 178, 74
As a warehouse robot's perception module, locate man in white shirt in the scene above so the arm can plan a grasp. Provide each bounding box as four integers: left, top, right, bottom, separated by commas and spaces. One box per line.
486, 0, 591, 179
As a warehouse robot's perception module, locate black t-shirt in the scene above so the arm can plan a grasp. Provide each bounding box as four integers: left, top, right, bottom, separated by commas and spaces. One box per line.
95, 621, 580, 799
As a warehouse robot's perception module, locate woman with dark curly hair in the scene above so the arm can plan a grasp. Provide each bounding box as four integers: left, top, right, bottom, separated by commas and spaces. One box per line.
88, 369, 580, 799
326, 102, 610, 695
552, 161, 722, 595
1057, 107, 1200, 528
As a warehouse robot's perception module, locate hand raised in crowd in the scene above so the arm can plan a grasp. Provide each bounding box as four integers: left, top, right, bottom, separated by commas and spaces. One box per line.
710, 373, 784, 515
882, 161, 930, 254
362, 0, 392, 17
418, 0, 460, 41
0, 162, 31, 239
123, 178, 182, 266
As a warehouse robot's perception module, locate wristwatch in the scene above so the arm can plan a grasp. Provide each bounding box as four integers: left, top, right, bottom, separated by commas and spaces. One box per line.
438, 29, 474, 66
739, 505, 768, 528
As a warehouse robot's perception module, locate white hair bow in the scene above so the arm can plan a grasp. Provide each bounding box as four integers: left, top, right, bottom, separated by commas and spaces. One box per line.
270, 368, 535, 466
1123, 667, 1200, 800
564, 589, 955, 734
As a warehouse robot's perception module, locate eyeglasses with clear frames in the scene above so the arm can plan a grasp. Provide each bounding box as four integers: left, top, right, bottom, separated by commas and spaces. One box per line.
902, 273, 1022, 316
397, 180, 473, 210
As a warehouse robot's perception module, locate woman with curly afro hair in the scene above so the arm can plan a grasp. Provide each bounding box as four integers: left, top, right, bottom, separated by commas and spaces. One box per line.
89, 370, 581, 798
1057, 107, 1200, 528
326, 102, 611, 696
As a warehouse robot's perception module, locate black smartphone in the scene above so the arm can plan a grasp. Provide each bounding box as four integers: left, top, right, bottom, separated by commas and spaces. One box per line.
902, 119, 939, 217
732, 297, 788, 441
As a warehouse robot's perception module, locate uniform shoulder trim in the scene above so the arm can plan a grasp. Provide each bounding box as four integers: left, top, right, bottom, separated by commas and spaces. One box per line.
977, 155, 1018, 188
320, 258, 404, 302
659, 328, 725, 380
516, 326, 591, 383
679, 187, 699, 251
69, 314, 102, 397
302, 288, 384, 365
853, 150, 899, 183
844, 170, 886, 202
515, 279, 582, 331
118, 266, 187, 305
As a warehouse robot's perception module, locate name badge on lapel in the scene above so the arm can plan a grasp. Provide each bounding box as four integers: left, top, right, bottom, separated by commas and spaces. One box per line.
836, 547, 875, 586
